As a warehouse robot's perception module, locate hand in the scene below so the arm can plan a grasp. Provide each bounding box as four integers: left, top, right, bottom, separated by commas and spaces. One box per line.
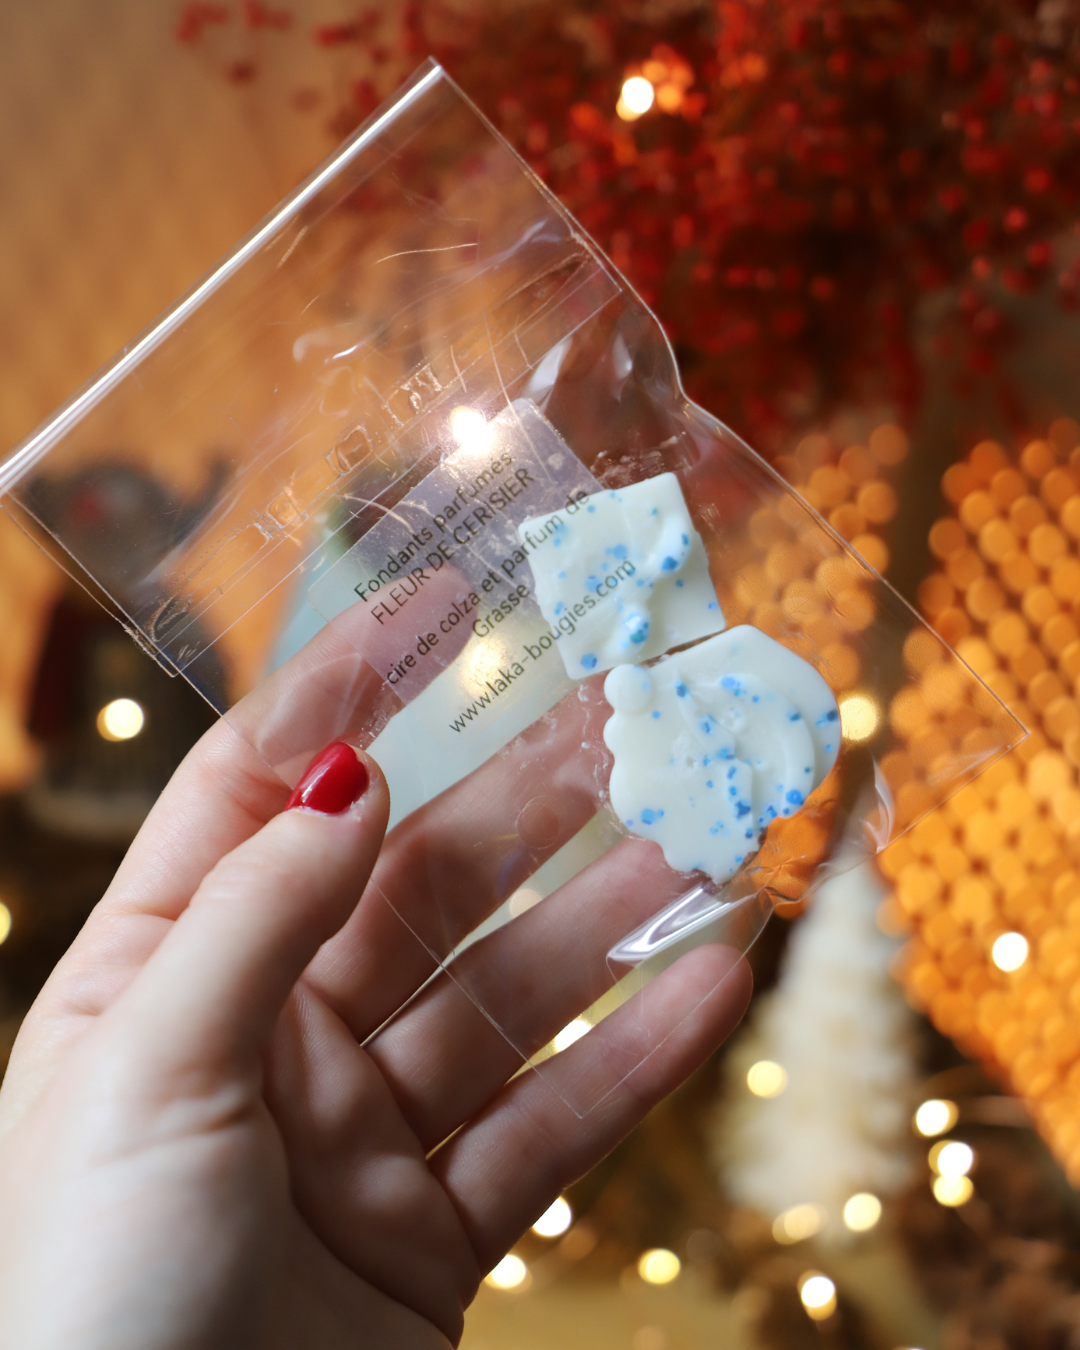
0, 631, 751, 1350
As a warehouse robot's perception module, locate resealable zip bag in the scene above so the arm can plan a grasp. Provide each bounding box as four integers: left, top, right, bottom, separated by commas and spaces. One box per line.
0, 61, 1024, 1116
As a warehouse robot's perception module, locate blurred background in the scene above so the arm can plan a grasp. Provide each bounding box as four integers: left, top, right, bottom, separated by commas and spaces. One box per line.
4, 2, 1080, 1346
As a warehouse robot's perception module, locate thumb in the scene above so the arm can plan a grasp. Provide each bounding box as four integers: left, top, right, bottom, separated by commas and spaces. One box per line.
105, 742, 389, 1085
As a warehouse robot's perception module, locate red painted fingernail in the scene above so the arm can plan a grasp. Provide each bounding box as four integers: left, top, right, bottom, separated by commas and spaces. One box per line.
285, 742, 369, 815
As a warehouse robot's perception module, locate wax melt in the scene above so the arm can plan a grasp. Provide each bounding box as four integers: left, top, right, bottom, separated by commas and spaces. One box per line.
603, 626, 840, 883
518, 473, 724, 679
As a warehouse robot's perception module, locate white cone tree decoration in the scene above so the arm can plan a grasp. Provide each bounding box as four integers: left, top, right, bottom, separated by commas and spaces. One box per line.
714, 856, 916, 1242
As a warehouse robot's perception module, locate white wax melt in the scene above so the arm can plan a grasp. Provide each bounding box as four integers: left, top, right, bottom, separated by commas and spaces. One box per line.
518, 473, 724, 679
602, 626, 840, 884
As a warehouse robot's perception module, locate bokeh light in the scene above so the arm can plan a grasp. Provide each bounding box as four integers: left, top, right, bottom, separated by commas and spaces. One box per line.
617, 75, 655, 120
449, 405, 493, 455
913, 1099, 958, 1137
798, 1272, 837, 1319
842, 1192, 882, 1232
991, 931, 1029, 972
772, 1203, 826, 1244
96, 697, 145, 741
553, 1018, 591, 1053
746, 1059, 788, 1097
532, 1196, 572, 1238
637, 1248, 681, 1285
930, 1140, 975, 1178
485, 1254, 530, 1290
839, 692, 881, 743
932, 1175, 974, 1207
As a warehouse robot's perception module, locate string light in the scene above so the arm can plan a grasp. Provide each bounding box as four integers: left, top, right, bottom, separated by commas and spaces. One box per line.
991, 931, 1029, 972
746, 1059, 787, 1097
96, 698, 145, 741
485, 1254, 530, 1290
617, 75, 655, 121
532, 1197, 572, 1238
839, 692, 882, 743
508, 887, 542, 917
772, 1203, 826, 1244
637, 1249, 681, 1284
449, 405, 493, 455
932, 1175, 974, 1207
0, 903, 11, 946
929, 1140, 974, 1178
553, 1018, 590, 1052
842, 1193, 882, 1232
913, 1099, 958, 1137
798, 1272, 837, 1320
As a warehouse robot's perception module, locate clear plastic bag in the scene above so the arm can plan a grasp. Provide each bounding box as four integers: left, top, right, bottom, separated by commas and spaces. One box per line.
0, 61, 1024, 1116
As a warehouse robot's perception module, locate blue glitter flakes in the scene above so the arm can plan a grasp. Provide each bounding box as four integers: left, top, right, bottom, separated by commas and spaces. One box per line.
727, 765, 737, 779
675, 579, 684, 587
581, 654, 597, 670
789, 710, 802, 721
652, 710, 661, 719
681, 533, 689, 545
676, 682, 688, 698
554, 602, 565, 616
786, 789, 804, 807
735, 800, 751, 818
661, 556, 678, 571
816, 708, 839, 726
607, 544, 629, 560
706, 780, 714, 789
640, 808, 665, 825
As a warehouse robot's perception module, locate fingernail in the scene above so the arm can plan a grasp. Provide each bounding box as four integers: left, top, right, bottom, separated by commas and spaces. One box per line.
285, 742, 369, 815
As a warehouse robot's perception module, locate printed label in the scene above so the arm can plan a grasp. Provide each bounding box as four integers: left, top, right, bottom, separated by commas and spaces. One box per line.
308, 400, 602, 752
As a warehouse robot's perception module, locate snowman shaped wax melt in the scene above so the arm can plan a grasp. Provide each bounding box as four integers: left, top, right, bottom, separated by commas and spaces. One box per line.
602, 627, 840, 884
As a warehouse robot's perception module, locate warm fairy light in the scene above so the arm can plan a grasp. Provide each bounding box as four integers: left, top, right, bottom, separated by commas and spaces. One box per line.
772, 1203, 826, 1244
839, 692, 881, 743
929, 1140, 974, 1178
449, 405, 493, 455
0, 903, 11, 946
798, 1272, 837, 1320
532, 1197, 572, 1238
746, 1059, 788, 1097
508, 887, 543, 918
991, 931, 1029, 972
932, 1175, 974, 1207
96, 698, 145, 741
617, 75, 655, 120
553, 1018, 591, 1052
485, 1254, 530, 1290
637, 1248, 681, 1284
842, 1193, 882, 1232
914, 1099, 958, 1137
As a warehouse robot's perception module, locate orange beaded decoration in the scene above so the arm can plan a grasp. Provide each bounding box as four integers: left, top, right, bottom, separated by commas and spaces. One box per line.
723, 424, 902, 687
703, 423, 906, 905
879, 417, 1080, 1183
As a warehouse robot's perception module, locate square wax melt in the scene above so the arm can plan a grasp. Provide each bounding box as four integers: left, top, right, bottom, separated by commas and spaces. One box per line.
517, 473, 724, 679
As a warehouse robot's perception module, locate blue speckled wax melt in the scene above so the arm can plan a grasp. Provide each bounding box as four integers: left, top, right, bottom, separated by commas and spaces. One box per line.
602, 626, 840, 884
517, 473, 724, 679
